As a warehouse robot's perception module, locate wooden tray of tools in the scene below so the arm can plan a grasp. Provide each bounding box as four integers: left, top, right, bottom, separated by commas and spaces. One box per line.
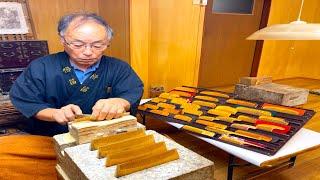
138, 86, 315, 156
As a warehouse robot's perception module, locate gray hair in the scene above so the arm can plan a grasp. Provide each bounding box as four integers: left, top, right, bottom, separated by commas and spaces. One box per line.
58, 12, 113, 41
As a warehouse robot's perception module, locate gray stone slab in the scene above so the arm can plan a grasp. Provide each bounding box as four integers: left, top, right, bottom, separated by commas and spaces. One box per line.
61, 130, 214, 180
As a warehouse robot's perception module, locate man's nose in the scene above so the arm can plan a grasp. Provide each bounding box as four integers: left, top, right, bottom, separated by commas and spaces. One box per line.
82, 45, 93, 56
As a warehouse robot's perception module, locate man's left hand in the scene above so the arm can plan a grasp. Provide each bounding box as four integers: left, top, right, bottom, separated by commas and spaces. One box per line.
92, 98, 130, 120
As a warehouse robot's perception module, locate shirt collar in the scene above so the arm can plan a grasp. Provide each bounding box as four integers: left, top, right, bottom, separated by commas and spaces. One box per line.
69, 59, 101, 73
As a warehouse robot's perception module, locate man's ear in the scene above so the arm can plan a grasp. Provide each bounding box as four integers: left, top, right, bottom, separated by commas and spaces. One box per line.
59, 35, 65, 45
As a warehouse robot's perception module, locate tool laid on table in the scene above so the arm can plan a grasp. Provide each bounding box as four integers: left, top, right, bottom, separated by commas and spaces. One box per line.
73, 112, 131, 122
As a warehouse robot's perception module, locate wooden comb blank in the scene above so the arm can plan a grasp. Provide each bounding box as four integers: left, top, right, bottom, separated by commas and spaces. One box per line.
207, 109, 231, 117
174, 86, 197, 93
159, 92, 180, 99
99, 140, 155, 158
151, 97, 167, 103
226, 99, 257, 108
170, 90, 192, 97
157, 102, 176, 109
144, 104, 159, 110
192, 100, 216, 108
182, 108, 203, 116
98, 135, 155, 157
194, 96, 219, 102
162, 108, 181, 115
235, 130, 272, 142
236, 106, 272, 116
150, 109, 170, 116
182, 125, 215, 137
256, 124, 285, 132
116, 149, 179, 177
195, 119, 227, 129
215, 106, 238, 115
215, 117, 241, 123
91, 129, 145, 150
237, 115, 257, 123
106, 142, 167, 167
138, 105, 147, 111
259, 116, 288, 125
181, 103, 200, 110
170, 97, 188, 105
200, 91, 230, 98
174, 115, 192, 122
262, 104, 303, 116
198, 115, 215, 121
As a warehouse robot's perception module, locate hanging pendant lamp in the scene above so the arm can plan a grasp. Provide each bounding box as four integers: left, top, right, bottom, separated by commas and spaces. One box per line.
247, 0, 320, 40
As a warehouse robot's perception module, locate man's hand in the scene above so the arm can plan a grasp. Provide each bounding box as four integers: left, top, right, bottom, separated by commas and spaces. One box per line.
92, 98, 130, 120
52, 104, 83, 125
35, 104, 83, 125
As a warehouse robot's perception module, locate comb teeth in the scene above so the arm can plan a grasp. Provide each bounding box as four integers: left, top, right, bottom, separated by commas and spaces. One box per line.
106, 142, 167, 167
116, 149, 180, 177
90, 129, 145, 150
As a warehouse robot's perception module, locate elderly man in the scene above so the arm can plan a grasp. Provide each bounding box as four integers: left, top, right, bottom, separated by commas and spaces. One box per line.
9, 13, 143, 136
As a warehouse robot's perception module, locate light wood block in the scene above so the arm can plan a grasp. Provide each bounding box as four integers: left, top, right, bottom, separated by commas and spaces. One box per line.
68, 115, 139, 144
234, 83, 309, 106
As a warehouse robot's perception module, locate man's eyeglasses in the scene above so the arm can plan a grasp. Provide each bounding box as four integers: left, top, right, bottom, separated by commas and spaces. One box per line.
62, 36, 108, 51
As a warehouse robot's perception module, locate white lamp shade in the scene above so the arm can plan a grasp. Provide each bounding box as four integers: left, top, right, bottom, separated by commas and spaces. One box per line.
247, 21, 320, 40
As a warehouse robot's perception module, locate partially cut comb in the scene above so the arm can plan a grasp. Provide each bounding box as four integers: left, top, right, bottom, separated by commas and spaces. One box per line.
116, 149, 179, 177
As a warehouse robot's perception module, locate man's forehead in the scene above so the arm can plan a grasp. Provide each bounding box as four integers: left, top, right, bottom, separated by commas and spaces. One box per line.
67, 19, 104, 32
65, 19, 107, 40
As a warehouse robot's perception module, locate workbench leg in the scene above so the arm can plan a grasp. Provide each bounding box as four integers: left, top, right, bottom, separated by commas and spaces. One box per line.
227, 155, 235, 180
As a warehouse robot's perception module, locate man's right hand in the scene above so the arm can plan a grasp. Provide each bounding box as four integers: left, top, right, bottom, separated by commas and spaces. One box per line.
52, 104, 83, 125
35, 104, 83, 125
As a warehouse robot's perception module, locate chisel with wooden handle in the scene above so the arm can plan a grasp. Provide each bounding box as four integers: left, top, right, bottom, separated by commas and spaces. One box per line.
73, 112, 130, 122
